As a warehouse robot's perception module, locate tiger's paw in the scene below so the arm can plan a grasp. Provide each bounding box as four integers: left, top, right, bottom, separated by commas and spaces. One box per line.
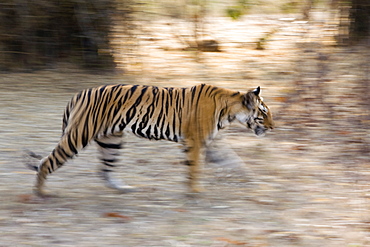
189, 183, 205, 193
103, 180, 136, 193
33, 188, 58, 199
191, 187, 205, 193
101, 176, 136, 193
113, 185, 137, 194
185, 186, 205, 198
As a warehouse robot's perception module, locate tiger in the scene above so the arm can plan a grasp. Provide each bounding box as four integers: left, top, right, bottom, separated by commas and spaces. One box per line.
27, 83, 274, 197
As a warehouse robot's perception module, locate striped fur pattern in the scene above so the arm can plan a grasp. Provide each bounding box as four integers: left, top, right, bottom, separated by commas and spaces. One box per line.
32, 84, 274, 196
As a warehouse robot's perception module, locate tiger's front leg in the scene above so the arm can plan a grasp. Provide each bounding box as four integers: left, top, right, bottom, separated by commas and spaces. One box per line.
184, 143, 204, 193
95, 134, 135, 193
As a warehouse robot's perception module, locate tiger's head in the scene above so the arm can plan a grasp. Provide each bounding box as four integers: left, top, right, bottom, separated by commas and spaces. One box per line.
234, 86, 274, 136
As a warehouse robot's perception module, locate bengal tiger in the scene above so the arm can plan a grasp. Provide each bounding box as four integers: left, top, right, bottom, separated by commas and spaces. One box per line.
27, 84, 274, 197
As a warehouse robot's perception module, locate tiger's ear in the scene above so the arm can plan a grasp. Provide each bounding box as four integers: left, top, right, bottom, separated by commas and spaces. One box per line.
243, 88, 259, 110
252, 86, 260, 96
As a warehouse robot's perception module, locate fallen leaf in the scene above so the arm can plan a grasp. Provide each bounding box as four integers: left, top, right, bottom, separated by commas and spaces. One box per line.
337, 131, 351, 135
18, 194, 33, 202
215, 237, 248, 246
17, 194, 43, 204
103, 212, 132, 222
291, 145, 306, 151
172, 208, 188, 212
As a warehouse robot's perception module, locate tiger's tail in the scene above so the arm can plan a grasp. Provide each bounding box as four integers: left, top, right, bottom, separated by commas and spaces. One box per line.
24, 150, 43, 172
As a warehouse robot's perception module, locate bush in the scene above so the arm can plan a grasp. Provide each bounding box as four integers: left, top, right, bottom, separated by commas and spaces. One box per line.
0, 0, 117, 70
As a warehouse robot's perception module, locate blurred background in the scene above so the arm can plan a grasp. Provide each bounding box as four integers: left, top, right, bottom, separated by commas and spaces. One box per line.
0, 0, 369, 70
0, 0, 370, 246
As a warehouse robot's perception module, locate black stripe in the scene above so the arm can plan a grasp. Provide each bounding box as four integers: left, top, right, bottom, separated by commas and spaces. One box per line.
153, 125, 159, 139
131, 122, 137, 135
139, 110, 150, 133
67, 135, 78, 155
111, 116, 123, 133
182, 88, 186, 105
165, 124, 170, 139
194, 84, 206, 106
147, 97, 156, 119
184, 160, 193, 166
159, 117, 166, 139
102, 158, 116, 163
27, 164, 38, 172
49, 154, 55, 171
99, 85, 107, 94
210, 86, 218, 93
130, 85, 138, 94
101, 168, 113, 172
56, 157, 63, 168
86, 89, 92, 104
56, 145, 72, 159
160, 123, 166, 139
156, 109, 163, 127
119, 120, 126, 131
148, 87, 158, 119
191, 86, 197, 101
82, 121, 89, 148
203, 84, 211, 94
125, 106, 137, 126
172, 113, 176, 140
125, 86, 148, 125
75, 91, 82, 102
103, 162, 116, 168
28, 151, 43, 160
113, 100, 122, 117
113, 87, 123, 102
92, 100, 101, 136
96, 140, 122, 149
168, 87, 173, 106
146, 125, 152, 139
165, 92, 170, 116
175, 90, 182, 111
122, 88, 131, 103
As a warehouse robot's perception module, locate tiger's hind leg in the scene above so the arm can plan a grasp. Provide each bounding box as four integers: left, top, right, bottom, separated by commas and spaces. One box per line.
95, 134, 135, 193
31, 134, 81, 197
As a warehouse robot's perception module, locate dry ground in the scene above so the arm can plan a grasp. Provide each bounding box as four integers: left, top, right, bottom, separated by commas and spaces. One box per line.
0, 14, 370, 246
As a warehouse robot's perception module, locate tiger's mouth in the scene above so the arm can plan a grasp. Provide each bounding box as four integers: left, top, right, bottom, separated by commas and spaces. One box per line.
254, 126, 267, 136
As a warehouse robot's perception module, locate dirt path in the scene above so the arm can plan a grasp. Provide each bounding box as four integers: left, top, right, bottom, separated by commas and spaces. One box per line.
1, 15, 370, 247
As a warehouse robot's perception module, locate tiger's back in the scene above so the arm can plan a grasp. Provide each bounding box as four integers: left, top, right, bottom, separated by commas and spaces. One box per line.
63, 84, 235, 144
